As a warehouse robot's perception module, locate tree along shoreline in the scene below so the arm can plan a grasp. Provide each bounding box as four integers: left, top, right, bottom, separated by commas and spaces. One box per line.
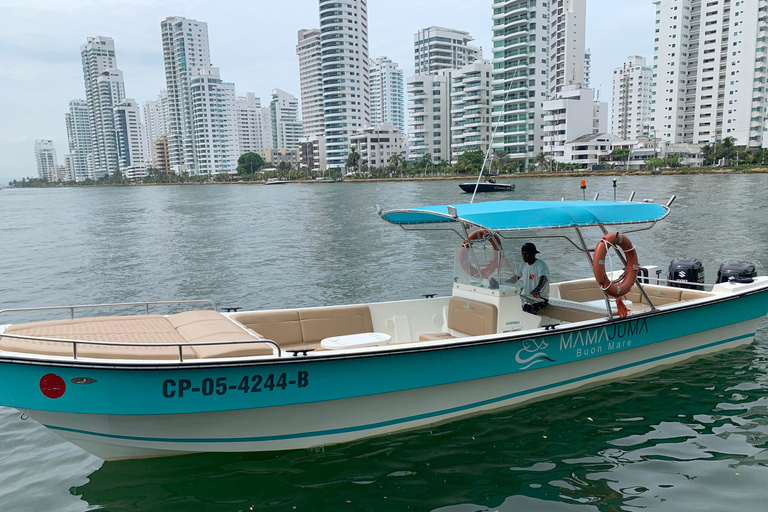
8, 165, 768, 189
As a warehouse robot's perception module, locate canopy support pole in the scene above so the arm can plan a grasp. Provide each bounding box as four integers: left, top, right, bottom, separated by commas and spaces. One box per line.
574, 227, 613, 319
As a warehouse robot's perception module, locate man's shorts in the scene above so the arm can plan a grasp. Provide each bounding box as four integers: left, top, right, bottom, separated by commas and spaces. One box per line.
523, 300, 548, 315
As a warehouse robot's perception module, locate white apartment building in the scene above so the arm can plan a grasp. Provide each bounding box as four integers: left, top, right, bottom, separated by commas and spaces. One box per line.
414, 27, 482, 74
113, 98, 147, 174
547, 0, 587, 97
271, 88, 303, 149
451, 60, 494, 160
65, 99, 93, 182
612, 56, 653, 141
585, 48, 592, 88
142, 90, 169, 167
81, 36, 125, 178
34, 139, 58, 181
407, 72, 451, 162
350, 124, 406, 169
318, 0, 370, 170
491, 0, 550, 161
650, 0, 768, 148
370, 57, 405, 134
161, 17, 212, 173
564, 133, 635, 167
189, 68, 238, 175
236, 93, 272, 156
543, 85, 608, 162
296, 29, 324, 141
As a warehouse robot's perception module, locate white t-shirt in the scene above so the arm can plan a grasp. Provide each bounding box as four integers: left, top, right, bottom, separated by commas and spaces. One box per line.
514, 259, 550, 302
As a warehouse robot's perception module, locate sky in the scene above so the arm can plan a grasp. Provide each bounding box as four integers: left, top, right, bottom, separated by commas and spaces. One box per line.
0, 0, 655, 183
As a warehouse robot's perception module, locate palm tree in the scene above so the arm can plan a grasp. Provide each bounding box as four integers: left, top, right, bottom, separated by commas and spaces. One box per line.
719, 136, 736, 165
388, 153, 404, 176
533, 152, 549, 171
701, 144, 714, 166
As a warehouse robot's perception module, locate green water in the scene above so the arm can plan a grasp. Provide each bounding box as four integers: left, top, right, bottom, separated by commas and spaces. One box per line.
1, 175, 768, 511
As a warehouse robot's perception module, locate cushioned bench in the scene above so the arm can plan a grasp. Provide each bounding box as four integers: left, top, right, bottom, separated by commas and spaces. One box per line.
556, 279, 713, 307
418, 297, 498, 342
231, 305, 374, 348
0, 310, 273, 360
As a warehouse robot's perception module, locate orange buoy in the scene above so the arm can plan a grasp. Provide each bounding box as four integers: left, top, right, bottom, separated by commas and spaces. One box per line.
459, 229, 502, 279
592, 232, 639, 317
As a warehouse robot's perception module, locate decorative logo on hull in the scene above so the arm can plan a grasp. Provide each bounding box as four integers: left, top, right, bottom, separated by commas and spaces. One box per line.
515, 339, 555, 369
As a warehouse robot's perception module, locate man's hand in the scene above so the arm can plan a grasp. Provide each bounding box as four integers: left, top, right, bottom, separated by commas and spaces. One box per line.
531, 289, 541, 299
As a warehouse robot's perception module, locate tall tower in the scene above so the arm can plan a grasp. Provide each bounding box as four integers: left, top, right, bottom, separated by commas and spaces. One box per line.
161, 17, 212, 174
612, 56, 653, 141
142, 90, 169, 167
491, 0, 549, 162
113, 99, 147, 173
34, 140, 58, 181
65, 99, 93, 182
81, 36, 125, 178
370, 57, 405, 134
318, 0, 370, 170
547, 0, 587, 97
296, 29, 325, 141
236, 93, 273, 155
650, 0, 768, 147
413, 27, 482, 74
271, 88, 303, 149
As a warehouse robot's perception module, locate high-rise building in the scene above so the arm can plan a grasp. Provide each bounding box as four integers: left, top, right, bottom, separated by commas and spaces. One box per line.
34, 139, 58, 181
407, 72, 451, 162
153, 134, 170, 175
81, 36, 125, 178
296, 29, 324, 141
189, 67, 238, 175
547, 0, 587, 97
142, 90, 169, 167
451, 60, 494, 159
543, 85, 608, 162
271, 88, 303, 149
113, 98, 147, 175
491, 0, 550, 161
318, 0, 370, 170
612, 56, 653, 141
650, 0, 768, 147
370, 57, 405, 134
64, 99, 93, 182
414, 27, 482, 74
161, 17, 212, 173
236, 93, 273, 156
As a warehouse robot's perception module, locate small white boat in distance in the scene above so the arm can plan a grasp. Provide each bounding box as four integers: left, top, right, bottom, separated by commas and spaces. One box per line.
1, 199, 767, 460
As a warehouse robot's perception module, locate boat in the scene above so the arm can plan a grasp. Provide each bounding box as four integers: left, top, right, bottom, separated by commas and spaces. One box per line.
1, 199, 767, 460
459, 181, 515, 193
264, 180, 291, 185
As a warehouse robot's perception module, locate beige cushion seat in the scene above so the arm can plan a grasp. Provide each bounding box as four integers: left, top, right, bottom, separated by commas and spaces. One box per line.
0, 310, 274, 360
419, 297, 498, 342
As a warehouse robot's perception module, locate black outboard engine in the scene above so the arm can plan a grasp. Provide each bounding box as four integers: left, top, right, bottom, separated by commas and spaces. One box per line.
716, 261, 757, 284
668, 258, 705, 289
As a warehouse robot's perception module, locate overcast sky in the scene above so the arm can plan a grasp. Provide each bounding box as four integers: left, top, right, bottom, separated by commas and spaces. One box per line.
0, 0, 655, 183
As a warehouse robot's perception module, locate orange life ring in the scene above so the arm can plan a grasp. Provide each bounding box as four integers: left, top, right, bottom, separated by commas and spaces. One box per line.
592, 232, 639, 298
459, 229, 502, 279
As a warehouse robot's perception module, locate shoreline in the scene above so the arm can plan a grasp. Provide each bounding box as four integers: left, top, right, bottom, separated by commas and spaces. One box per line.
7, 166, 768, 188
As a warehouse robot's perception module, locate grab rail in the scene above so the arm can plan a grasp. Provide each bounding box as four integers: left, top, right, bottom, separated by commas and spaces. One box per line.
0, 300, 218, 320
0, 332, 282, 361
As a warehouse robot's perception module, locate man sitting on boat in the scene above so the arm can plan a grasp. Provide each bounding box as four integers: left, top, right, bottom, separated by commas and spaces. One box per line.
507, 242, 549, 315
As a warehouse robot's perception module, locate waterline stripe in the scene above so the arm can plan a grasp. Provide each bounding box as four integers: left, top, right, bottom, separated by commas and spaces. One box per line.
45, 333, 755, 444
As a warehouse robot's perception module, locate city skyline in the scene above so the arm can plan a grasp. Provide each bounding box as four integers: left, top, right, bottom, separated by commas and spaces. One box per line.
0, 0, 655, 181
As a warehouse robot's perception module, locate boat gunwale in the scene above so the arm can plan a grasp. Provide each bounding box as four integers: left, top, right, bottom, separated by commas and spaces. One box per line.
1, 283, 766, 371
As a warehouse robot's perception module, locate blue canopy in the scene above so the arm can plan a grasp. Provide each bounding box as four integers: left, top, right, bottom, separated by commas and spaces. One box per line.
380, 200, 669, 231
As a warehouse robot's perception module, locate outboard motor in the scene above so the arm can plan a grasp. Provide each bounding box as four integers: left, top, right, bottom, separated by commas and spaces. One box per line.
668, 258, 705, 289
716, 261, 757, 284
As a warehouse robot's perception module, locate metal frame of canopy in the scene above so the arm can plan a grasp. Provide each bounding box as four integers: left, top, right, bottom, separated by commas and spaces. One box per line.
378, 198, 677, 319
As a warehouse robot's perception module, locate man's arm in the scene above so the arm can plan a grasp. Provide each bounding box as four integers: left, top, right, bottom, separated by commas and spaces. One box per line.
530, 275, 548, 298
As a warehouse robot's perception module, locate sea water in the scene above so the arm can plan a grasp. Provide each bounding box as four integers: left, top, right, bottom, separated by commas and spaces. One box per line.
1, 175, 767, 511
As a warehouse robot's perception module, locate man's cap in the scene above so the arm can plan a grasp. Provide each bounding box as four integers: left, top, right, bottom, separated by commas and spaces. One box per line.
521, 242, 540, 254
